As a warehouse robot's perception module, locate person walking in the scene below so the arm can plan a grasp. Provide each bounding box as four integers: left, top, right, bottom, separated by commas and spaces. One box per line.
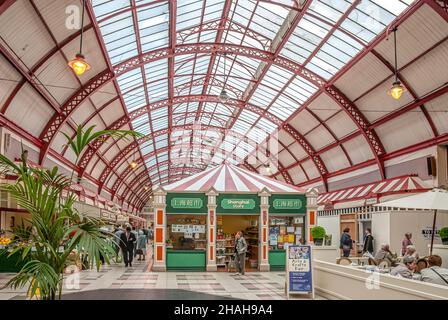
362, 228, 374, 256
120, 226, 137, 267
340, 227, 353, 257
234, 231, 247, 276
131, 226, 138, 257
136, 230, 147, 261
401, 232, 413, 256
113, 226, 123, 257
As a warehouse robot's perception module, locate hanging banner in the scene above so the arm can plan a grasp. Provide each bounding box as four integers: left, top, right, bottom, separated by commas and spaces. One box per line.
286, 245, 314, 299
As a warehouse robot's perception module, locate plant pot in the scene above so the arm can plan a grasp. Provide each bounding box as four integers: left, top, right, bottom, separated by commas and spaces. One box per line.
313, 238, 324, 246
442, 238, 448, 245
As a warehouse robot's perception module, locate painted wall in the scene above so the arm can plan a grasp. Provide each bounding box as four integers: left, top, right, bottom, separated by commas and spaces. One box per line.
389, 210, 448, 256
317, 215, 340, 246
372, 210, 448, 256
371, 212, 390, 255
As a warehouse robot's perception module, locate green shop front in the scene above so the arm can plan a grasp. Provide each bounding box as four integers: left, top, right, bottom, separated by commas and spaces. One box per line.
268, 194, 307, 271
151, 163, 317, 272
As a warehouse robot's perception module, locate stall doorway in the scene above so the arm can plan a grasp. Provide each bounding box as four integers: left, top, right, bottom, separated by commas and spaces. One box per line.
216, 215, 259, 272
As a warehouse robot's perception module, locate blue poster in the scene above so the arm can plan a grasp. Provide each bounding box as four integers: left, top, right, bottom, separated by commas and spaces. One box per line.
288, 245, 313, 293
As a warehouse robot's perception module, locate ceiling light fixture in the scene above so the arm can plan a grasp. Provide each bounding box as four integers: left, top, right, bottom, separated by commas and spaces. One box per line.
130, 159, 138, 169
68, 0, 91, 76
219, 53, 229, 103
387, 27, 405, 100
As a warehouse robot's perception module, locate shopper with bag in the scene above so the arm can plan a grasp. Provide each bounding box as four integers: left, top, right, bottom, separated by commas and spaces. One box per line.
136, 230, 147, 261
362, 228, 374, 256
340, 227, 353, 257
234, 231, 247, 276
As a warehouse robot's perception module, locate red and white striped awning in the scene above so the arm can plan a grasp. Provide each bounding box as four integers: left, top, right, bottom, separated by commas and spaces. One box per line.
317, 175, 429, 206
163, 163, 305, 193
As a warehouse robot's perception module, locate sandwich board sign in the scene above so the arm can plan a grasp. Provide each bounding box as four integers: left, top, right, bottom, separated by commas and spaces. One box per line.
285, 245, 314, 299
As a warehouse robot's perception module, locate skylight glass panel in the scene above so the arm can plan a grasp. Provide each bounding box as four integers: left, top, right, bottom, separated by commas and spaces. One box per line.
239, 109, 259, 124
122, 87, 147, 111
247, 126, 268, 144
116, 69, 143, 92
135, 123, 151, 135
141, 144, 154, 155
137, 2, 169, 52
177, 0, 203, 31
98, 11, 138, 65
257, 117, 278, 134
92, 0, 131, 19
249, 85, 278, 109
203, 1, 225, 21
199, 30, 218, 43
152, 117, 168, 131
249, 1, 289, 40
148, 79, 168, 101
308, 0, 351, 24
131, 114, 148, 127
270, 95, 298, 120
144, 59, 168, 83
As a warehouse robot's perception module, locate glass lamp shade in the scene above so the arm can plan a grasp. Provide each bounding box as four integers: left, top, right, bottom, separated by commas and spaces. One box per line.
388, 81, 405, 100
218, 89, 229, 103
129, 161, 138, 169
68, 53, 91, 76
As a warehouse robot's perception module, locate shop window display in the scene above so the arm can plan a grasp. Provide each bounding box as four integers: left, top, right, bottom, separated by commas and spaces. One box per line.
166, 215, 206, 250
269, 216, 305, 250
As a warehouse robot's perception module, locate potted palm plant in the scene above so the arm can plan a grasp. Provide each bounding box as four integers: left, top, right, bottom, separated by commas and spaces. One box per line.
0, 125, 142, 300
440, 227, 448, 245
311, 226, 326, 246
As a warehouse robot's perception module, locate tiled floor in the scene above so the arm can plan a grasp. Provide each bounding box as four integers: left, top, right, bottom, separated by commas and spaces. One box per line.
0, 251, 323, 300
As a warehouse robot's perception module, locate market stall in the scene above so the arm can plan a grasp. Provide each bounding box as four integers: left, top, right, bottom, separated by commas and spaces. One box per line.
151, 163, 317, 272
316, 175, 434, 256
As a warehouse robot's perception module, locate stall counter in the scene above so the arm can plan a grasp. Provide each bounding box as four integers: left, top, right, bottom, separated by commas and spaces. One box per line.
269, 249, 286, 271
166, 249, 206, 271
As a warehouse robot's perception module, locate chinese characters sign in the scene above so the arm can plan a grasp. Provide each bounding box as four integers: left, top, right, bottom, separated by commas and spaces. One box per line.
171, 198, 203, 209
273, 199, 303, 210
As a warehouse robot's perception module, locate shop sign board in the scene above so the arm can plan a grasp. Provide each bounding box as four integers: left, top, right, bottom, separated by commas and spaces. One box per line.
286, 245, 314, 299
273, 199, 303, 210
166, 193, 207, 214
221, 198, 255, 210
270, 194, 306, 214
171, 198, 203, 209
217, 194, 260, 214
421, 226, 440, 240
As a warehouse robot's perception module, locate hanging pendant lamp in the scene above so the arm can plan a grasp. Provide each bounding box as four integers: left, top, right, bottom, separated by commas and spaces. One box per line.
68, 0, 91, 76
387, 28, 405, 100
219, 53, 229, 103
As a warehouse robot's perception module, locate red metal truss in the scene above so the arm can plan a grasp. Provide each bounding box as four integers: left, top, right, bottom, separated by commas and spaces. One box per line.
102, 126, 274, 196
78, 94, 297, 174
36, 42, 335, 184
4, 0, 445, 209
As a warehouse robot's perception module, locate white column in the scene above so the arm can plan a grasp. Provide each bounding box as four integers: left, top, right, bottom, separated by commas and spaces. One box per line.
206, 188, 218, 271
306, 188, 319, 244
258, 188, 271, 271
152, 186, 167, 272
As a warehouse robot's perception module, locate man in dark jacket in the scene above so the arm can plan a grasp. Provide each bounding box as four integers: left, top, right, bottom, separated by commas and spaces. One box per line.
120, 226, 137, 267
362, 228, 374, 255
340, 227, 353, 257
